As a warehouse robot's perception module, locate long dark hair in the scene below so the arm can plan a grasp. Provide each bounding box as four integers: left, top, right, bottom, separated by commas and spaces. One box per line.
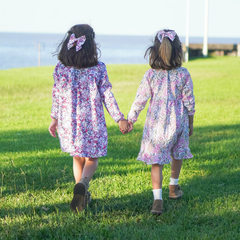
53, 24, 100, 69
145, 29, 183, 70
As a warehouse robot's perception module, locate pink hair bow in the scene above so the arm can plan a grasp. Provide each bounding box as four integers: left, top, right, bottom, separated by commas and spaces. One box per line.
67, 33, 86, 51
157, 30, 176, 43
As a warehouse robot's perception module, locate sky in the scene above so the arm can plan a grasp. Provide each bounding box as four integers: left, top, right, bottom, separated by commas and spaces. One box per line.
0, 0, 239, 38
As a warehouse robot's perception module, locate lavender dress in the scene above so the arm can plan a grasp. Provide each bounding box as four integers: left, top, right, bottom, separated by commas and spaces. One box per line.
51, 61, 124, 158
128, 67, 195, 165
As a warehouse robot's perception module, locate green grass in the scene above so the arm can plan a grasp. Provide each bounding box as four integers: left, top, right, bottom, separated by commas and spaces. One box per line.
0, 57, 240, 239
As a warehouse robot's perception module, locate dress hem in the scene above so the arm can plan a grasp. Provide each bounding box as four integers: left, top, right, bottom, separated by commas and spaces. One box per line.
70, 153, 107, 158
137, 154, 193, 165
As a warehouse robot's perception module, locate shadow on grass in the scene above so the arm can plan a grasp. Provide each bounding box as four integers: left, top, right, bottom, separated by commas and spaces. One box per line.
1, 165, 239, 217
0, 124, 240, 222
0, 125, 143, 197
0, 124, 143, 154
1, 171, 240, 239
0, 124, 239, 192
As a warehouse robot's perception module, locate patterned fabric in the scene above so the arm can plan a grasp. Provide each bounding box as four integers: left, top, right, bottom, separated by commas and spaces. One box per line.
157, 30, 176, 43
67, 33, 86, 51
51, 61, 124, 158
128, 67, 195, 165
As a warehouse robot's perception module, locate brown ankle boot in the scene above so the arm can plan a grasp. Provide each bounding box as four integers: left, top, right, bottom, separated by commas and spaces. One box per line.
150, 199, 163, 215
169, 185, 183, 199
70, 177, 89, 213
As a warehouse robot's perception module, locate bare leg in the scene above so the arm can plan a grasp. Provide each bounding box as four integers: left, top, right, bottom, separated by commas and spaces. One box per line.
151, 164, 163, 189
151, 164, 164, 214
73, 157, 98, 183
169, 158, 183, 199
171, 158, 182, 179
81, 157, 98, 182
73, 157, 86, 183
70, 157, 98, 212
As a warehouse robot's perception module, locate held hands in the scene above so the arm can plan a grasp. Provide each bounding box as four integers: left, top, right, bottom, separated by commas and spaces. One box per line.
118, 119, 133, 135
49, 118, 133, 137
48, 118, 58, 137
119, 116, 194, 136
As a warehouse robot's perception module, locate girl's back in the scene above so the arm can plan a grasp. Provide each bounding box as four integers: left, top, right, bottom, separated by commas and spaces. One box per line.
54, 61, 105, 110
52, 60, 123, 157
128, 29, 196, 216
128, 29, 195, 165
147, 67, 190, 103
50, 24, 126, 158
48, 24, 128, 214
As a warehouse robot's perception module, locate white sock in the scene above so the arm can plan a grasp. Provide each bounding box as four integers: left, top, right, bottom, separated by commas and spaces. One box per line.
169, 177, 179, 185
152, 189, 162, 200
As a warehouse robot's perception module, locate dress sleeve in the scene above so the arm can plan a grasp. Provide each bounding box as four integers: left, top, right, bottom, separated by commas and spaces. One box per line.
50, 63, 60, 119
182, 69, 195, 115
98, 63, 124, 123
127, 71, 152, 123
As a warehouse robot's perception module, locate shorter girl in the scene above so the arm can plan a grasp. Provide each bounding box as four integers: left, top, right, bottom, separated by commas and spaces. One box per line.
127, 29, 195, 215
49, 24, 129, 213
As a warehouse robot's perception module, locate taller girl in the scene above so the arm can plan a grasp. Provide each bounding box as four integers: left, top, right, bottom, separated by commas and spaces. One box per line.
127, 29, 195, 215
49, 24, 128, 213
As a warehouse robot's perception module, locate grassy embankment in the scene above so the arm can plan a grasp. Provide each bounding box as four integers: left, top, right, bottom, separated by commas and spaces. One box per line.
0, 57, 240, 239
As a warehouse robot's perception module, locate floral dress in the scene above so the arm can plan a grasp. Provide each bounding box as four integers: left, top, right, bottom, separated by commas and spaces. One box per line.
51, 61, 124, 158
128, 67, 195, 165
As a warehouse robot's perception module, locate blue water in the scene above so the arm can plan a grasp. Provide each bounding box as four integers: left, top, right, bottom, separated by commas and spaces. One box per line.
0, 32, 239, 70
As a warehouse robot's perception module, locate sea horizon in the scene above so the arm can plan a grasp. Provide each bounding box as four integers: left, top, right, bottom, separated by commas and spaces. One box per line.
1, 32, 239, 70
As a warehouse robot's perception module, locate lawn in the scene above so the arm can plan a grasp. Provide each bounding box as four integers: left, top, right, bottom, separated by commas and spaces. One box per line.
0, 57, 240, 239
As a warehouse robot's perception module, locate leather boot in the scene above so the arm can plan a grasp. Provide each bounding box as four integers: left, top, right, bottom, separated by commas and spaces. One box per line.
169, 185, 183, 199
70, 177, 89, 213
150, 199, 163, 215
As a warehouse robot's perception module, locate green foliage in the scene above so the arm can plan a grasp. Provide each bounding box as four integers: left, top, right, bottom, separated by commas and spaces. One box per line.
0, 57, 240, 239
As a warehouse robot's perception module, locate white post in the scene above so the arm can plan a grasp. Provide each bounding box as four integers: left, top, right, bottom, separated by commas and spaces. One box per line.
38, 43, 41, 67
203, 0, 209, 57
185, 0, 190, 62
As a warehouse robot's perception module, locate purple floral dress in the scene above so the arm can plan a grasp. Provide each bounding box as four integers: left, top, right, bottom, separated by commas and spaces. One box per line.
128, 67, 195, 165
51, 61, 124, 158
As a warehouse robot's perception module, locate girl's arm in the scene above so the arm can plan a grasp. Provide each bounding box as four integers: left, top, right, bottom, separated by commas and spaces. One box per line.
98, 63, 127, 131
181, 69, 195, 116
49, 118, 58, 137
49, 64, 60, 137
181, 69, 195, 136
127, 71, 152, 124
51, 64, 60, 119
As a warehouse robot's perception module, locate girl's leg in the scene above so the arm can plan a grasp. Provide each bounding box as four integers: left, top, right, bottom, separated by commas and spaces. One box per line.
71, 157, 98, 212
169, 158, 183, 199
81, 157, 98, 182
73, 157, 86, 183
171, 158, 182, 179
73, 157, 99, 183
151, 164, 164, 215
151, 164, 163, 190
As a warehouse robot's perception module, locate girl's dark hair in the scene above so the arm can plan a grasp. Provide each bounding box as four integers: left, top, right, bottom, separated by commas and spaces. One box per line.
54, 24, 100, 69
145, 29, 183, 70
